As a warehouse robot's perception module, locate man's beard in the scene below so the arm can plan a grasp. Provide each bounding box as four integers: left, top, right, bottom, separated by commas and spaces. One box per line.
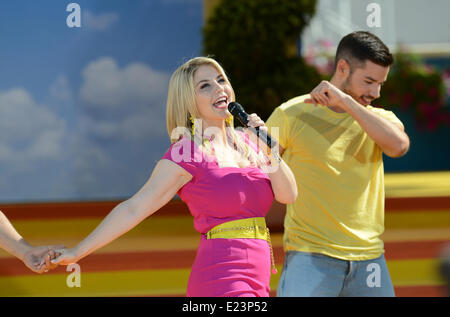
341, 76, 374, 106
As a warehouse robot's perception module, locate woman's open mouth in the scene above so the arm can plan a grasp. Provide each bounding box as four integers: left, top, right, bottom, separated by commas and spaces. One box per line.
213, 96, 228, 109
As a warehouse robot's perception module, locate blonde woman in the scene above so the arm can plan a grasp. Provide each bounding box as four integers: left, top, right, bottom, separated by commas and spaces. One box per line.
52, 57, 297, 297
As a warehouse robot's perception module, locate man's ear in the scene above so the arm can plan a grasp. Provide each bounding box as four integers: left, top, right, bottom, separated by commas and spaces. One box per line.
336, 58, 351, 78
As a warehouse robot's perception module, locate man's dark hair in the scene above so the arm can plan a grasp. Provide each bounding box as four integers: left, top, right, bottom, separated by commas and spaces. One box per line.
334, 31, 394, 73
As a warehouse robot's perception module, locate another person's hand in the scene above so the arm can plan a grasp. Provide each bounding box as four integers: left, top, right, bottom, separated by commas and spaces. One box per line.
23, 245, 64, 273
51, 248, 80, 266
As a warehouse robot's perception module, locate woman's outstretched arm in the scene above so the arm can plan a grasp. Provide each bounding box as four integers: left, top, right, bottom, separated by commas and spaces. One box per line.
52, 159, 192, 265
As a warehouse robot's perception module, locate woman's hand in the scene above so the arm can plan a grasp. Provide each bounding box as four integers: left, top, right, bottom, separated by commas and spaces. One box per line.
246, 113, 267, 129
244, 113, 271, 153
50, 248, 80, 266
244, 115, 297, 203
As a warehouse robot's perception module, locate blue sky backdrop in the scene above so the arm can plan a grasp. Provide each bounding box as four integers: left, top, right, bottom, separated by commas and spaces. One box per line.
2, 1, 448, 203
0, 0, 203, 202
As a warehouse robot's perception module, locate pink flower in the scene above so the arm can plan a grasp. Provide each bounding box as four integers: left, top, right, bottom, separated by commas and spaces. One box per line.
305, 55, 315, 65
319, 39, 334, 49
424, 65, 434, 74
443, 73, 450, 96
443, 70, 450, 82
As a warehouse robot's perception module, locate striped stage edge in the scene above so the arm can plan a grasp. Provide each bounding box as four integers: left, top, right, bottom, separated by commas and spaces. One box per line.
0, 214, 448, 297
0, 240, 448, 296
1, 172, 449, 297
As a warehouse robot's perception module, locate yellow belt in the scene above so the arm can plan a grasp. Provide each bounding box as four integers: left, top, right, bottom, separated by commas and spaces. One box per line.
205, 217, 277, 274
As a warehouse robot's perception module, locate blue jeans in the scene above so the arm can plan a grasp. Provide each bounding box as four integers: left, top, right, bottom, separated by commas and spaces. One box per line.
277, 251, 395, 297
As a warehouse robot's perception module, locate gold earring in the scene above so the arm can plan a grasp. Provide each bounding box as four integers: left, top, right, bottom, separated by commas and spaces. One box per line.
226, 115, 233, 126
190, 116, 195, 136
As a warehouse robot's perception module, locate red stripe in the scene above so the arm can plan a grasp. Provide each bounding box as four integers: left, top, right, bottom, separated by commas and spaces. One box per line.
385, 196, 450, 212
1, 196, 449, 221
394, 285, 447, 297
1, 199, 191, 220
384, 240, 449, 260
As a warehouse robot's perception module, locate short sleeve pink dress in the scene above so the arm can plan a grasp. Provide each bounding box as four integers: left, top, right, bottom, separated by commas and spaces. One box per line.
161, 135, 274, 297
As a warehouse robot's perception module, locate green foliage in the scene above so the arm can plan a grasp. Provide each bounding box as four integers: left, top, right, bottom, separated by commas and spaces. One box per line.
203, 0, 320, 121
374, 51, 450, 131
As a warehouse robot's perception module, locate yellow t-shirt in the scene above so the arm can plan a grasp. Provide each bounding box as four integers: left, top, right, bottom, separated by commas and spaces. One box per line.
266, 95, 404, 261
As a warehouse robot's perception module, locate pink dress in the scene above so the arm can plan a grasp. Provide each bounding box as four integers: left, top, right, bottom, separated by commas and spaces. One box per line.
161, 135, 274, 297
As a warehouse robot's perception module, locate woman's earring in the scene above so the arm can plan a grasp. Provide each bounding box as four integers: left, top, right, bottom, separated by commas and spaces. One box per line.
190, 116, 195, 136
226, 115, 233, 126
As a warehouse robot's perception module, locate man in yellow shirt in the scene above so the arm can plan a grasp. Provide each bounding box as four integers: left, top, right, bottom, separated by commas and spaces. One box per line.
266, 31, 410, 296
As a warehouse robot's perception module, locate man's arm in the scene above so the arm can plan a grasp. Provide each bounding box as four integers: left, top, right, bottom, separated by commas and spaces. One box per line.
306, 80, 410, 158
342, 96, 410, 157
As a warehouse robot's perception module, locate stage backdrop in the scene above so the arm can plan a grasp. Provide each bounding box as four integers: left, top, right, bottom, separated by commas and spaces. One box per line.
0, 0, 448, 204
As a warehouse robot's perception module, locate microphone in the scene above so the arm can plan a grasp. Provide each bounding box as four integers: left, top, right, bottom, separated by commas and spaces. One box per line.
228, 102, 277, 150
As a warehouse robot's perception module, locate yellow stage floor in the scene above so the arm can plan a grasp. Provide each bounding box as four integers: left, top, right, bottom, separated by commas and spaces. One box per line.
385, 171, 450, 197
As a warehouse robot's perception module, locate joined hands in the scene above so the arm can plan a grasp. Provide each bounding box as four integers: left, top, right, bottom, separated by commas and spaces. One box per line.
23, 245, 65, 273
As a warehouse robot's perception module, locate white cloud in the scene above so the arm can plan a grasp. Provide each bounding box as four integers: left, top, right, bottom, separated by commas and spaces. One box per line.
78, 56, 169, 141
79, 57, 169, 109
0, 86, 73, 202
0, 58, 171, 202
0, 88, 66, 161
70, 57, 171, 199
27, 129, 66, 159
78, 108, 166, 142
83, 10, 119, 31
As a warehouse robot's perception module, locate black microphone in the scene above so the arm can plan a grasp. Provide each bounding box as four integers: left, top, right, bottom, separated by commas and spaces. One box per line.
228, 102, 277, 149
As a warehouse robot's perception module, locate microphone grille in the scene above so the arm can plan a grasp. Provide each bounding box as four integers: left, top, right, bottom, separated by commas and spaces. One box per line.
228, 102, 244, 116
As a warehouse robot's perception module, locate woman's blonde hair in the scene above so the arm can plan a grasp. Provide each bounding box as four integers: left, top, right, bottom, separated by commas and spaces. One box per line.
166, 57, 265, 168
166, 57, 233, 140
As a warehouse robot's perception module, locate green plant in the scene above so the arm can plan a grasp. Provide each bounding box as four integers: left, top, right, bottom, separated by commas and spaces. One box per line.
374, 51, 450, 131
203, 0, 320, 121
